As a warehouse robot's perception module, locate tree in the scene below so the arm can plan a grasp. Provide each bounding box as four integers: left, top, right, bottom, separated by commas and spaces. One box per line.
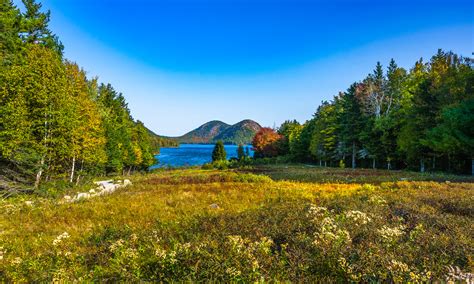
19, 0, 63, 55
309, 101, 338, 166
424, 100, 474, 174
212, 140, 227, 162
339, 86, 364, 169
64, 61, 106, 182
237, 144, 245, 160
252, 127, 282, 158
0, 0, 22, 66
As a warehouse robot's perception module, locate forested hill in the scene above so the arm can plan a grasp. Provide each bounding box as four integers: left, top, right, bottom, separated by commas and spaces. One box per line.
173, 120, 262, 145
146, 128, 179, 149
0, 0, 161, 189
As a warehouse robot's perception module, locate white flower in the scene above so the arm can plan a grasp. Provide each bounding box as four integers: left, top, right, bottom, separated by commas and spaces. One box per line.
377, 225, 405, 242
53, 232, 70, 246
307, 205, 328, 218
109, 239, 125, 252
11, 257, 22, 265
345, 210, 371, 225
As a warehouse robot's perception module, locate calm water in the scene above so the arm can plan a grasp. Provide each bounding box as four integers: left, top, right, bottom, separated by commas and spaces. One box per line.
151, 144, 254, 168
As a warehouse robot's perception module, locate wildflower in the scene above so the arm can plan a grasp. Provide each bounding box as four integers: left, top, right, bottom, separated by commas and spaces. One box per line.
377, 225, 405, 242
125, 248, 138, 259
369, 195, 387, 205
227, 235, 245, 253
307, 205, 328, 218
345, 210, 371, 225
24, 201, 33, 206
155, 247, 167, 259
389, 259, 409, 273
251, 259, 260, 270
53, 232, 70, 246
109, 239, 125, 252
314, 216, 351, 245
225, 267, 241, 277
11, 257, 22, 265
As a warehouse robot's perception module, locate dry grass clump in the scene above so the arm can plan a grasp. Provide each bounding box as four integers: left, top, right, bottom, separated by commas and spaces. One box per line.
1, 168, 472, 282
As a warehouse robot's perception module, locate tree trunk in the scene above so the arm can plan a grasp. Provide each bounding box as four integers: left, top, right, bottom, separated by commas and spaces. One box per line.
127, 166, 132, 176
324, 161, 327, 167
35, 157, 45, 189
319, 159, 322, 167
351, 142, 356, 169
432, 157, 436, 171
69, 155, 76, 183
387, 161, 391, 170
76, 159, 84, 185
372, 158, 376, 169
420, 159, 425, 173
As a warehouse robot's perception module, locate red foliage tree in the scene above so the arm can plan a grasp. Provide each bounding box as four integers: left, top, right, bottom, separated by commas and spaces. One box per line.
252, 127, 283, 158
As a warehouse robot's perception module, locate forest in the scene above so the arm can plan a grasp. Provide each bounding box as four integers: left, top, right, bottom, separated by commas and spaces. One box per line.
0, 0, 174, 190
252, 51, 473, 174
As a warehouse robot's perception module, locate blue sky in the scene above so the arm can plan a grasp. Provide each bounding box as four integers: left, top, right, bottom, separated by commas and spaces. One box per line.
14, 0, 474, 136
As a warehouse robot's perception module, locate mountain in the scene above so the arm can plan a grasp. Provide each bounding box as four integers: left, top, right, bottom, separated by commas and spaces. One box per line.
173, 119, 261, 144
214, 119, 262, 145
145, 127, 179, 149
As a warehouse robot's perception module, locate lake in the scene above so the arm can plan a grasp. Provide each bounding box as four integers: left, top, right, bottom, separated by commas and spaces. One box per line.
151, 144, 254, 168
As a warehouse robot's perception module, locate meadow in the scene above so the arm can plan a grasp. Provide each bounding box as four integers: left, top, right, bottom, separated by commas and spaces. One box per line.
1, 165, 473, 282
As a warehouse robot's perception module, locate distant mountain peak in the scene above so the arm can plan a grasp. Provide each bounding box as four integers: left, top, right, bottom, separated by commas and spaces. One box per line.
171, 119, 262, 144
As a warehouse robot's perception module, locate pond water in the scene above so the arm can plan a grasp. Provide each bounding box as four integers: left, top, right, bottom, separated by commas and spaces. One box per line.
151, 144, 254, 168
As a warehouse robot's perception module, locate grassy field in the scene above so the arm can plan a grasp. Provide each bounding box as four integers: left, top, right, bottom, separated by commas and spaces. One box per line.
1, 165, 473, 282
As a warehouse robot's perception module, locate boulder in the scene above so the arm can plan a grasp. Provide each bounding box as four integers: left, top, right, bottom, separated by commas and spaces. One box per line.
75, 192, 90, 200
209, 203, 220, 209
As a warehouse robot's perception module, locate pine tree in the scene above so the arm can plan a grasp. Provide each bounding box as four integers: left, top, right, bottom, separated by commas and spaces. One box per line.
19, 0, 63, 55
237, 144, 245, 160
212, 140, 227, 162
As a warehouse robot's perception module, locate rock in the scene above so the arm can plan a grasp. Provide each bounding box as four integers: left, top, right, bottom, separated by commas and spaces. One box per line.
75, 192, 90, 200
24, 201, 33, 206
124, 179, 132, 186
209, 203, 220, 209
400, 178, 408, 181
94, 180, 113, 186
89, 189, 96, 194
63, 195, 71, 201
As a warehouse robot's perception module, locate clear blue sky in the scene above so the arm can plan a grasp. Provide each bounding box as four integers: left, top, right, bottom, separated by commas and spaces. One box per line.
14, 0, 474, 136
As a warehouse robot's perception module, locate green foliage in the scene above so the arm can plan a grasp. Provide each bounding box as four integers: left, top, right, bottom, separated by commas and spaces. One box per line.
0, 1, 159, 189
259, 50, 473, 174
237, 144, 245, 160
211, 140, 227, 162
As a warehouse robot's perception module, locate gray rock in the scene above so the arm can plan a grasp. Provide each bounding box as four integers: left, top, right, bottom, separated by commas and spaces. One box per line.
209, 203, 220, 209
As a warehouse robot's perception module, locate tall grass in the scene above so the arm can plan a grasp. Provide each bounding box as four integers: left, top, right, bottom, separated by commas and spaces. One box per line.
1, 168, 472, 281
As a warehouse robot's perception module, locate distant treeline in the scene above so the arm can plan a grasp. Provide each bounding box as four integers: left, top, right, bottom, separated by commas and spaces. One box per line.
0, 0, 160, 188
253, 50, 473, 174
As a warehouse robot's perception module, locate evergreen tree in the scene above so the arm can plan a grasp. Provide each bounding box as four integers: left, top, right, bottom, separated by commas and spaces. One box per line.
19, 0, 63, 55
212, 140, 227, 162
237, 144, 245, 160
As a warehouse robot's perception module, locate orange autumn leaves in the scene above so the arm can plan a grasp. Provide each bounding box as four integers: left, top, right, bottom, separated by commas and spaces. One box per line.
252, 127, 283, 158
